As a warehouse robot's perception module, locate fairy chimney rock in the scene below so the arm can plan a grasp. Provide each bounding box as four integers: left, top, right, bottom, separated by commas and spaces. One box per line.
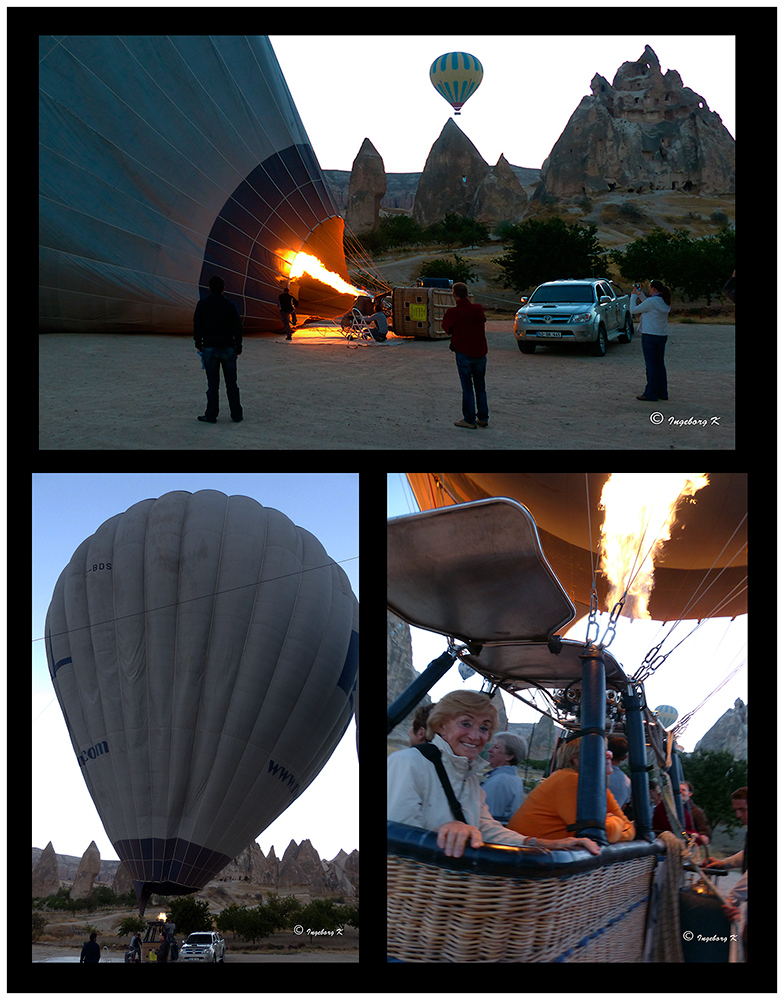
294, 839, 328, 892
112, 860, 135, 896
343, 848, 359, 894
71, 840, 101, 899
413, 118, 490, 227
535, 44, 735, 199
219, 841, 273, 884
694, 698, 747, 761
387, 612, 429, 748
32, 841, 61, 897
325, 848, 353, 896
277, 839, 319, 891
346, 138, 387, 233
471, 153, 528, 224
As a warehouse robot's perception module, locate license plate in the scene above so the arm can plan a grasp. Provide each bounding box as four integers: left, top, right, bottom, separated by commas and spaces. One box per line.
537, 330, 561, 338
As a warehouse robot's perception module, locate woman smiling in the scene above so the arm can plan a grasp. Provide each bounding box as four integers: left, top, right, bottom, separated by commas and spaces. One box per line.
388, 691, 601, 859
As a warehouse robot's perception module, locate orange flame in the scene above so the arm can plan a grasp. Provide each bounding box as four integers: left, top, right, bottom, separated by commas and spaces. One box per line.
290, 252, 362, 297
599, 473, 710, 619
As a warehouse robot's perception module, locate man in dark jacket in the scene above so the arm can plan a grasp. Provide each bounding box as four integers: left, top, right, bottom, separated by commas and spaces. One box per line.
193, 275, 243, 423
279, 285, 298, 339
80, 930, 101, 962
441, 282, 488, 429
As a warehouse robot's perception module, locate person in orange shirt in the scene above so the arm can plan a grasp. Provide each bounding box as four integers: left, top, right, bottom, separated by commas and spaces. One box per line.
507, 736, 635, 843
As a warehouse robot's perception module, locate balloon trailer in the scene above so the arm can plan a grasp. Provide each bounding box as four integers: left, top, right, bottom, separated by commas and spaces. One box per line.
390, 286, 454, 339
387, 497, 737, 963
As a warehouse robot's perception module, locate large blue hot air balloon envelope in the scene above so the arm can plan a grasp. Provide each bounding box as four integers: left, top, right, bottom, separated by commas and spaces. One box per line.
45, 490, 359, 912
430, 51, 484, 115
39, 36, 355, 332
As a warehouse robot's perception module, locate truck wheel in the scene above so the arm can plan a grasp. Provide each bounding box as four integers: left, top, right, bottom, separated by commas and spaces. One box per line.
591, 325, 608, 357
617, 315, 634, 344
517, 341, 536, 354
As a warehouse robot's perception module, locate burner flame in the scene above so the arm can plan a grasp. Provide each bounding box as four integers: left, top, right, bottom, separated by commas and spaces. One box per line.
599, 473, 709, 618
290, 252, 362, 297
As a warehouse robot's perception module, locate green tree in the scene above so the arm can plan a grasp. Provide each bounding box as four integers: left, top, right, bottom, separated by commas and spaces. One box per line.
609, 227, 685, 288
610, 226, 735, 304
117, 915, 147, 937
417, 253, 477, 284
426, 213, 489, 249
680, 749, 747, 831
168, 896, 214, 936
216, 894, 305, 944
353, 215, 427, 254
492, 217, 605, 292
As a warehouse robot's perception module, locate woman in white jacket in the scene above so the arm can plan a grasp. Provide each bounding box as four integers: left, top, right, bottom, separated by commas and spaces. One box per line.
388, 690, 601, 859
630, 279, 671, 401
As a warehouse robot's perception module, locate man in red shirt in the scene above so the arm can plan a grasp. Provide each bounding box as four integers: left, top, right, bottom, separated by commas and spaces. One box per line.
441, 282, 488, 429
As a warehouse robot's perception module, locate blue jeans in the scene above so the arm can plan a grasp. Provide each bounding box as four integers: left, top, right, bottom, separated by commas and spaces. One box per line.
455, 351, 488, 423
641, 334, 668, 400
203, 346, 242, 420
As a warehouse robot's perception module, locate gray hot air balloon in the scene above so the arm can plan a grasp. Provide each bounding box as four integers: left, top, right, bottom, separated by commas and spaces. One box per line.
45, 490, 358, 913
39, 36, 356, 332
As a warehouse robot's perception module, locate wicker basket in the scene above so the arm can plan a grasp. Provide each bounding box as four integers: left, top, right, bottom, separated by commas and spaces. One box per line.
388, 824, 662, 963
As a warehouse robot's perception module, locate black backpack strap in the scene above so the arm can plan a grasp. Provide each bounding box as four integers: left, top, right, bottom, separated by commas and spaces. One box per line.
414, 743, 468, 824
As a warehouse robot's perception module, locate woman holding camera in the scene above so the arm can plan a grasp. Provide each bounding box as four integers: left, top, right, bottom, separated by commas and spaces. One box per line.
630, 279, 671, 401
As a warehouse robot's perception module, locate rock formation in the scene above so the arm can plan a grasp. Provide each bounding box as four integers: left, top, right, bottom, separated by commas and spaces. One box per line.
112, 860, 135, 896
471, 154, 528, 225
217, 839, 357, 897
342, 848, 359, 894
32, 841, 60, 897
33, 838, 358, 899
325, 167, 535, 217
536, 44, 735, 199
413, 120, 529, 229
71, 840, 102, 898
345, 138, 386, 233
505, 715, 560, 762
413, 119, 491, 227
219, 840, 277, 884
278, 839, 326, 893
694, 698, 747, 760
387, 612, 429, 748
326, 848, 359, 896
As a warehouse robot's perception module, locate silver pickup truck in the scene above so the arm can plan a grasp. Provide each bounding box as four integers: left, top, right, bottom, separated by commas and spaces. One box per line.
179, 930, 226, 962
513, 278, 634, 357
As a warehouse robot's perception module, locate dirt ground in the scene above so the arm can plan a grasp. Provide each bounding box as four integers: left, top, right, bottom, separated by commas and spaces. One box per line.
32, 943, 357, 962
39, 321, 735, 450
32, 906, 359, 963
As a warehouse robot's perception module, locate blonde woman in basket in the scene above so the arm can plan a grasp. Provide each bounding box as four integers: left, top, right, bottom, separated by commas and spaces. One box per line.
388, 691, 601, 859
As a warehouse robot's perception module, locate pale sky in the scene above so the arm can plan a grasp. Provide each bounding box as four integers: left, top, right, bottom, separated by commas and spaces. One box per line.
270, 34, 736, 175
32, 473, 358, 862
387, 474, 747, 754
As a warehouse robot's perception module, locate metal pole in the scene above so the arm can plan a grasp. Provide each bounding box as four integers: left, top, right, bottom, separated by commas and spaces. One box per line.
668, 749, 686, 827
574, 644, 608, 845
622, 683, 654, 841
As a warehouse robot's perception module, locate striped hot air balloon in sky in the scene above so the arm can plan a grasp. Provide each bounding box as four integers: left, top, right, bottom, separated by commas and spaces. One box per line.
654, 705, 679, 731
429, 51, 484, 115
